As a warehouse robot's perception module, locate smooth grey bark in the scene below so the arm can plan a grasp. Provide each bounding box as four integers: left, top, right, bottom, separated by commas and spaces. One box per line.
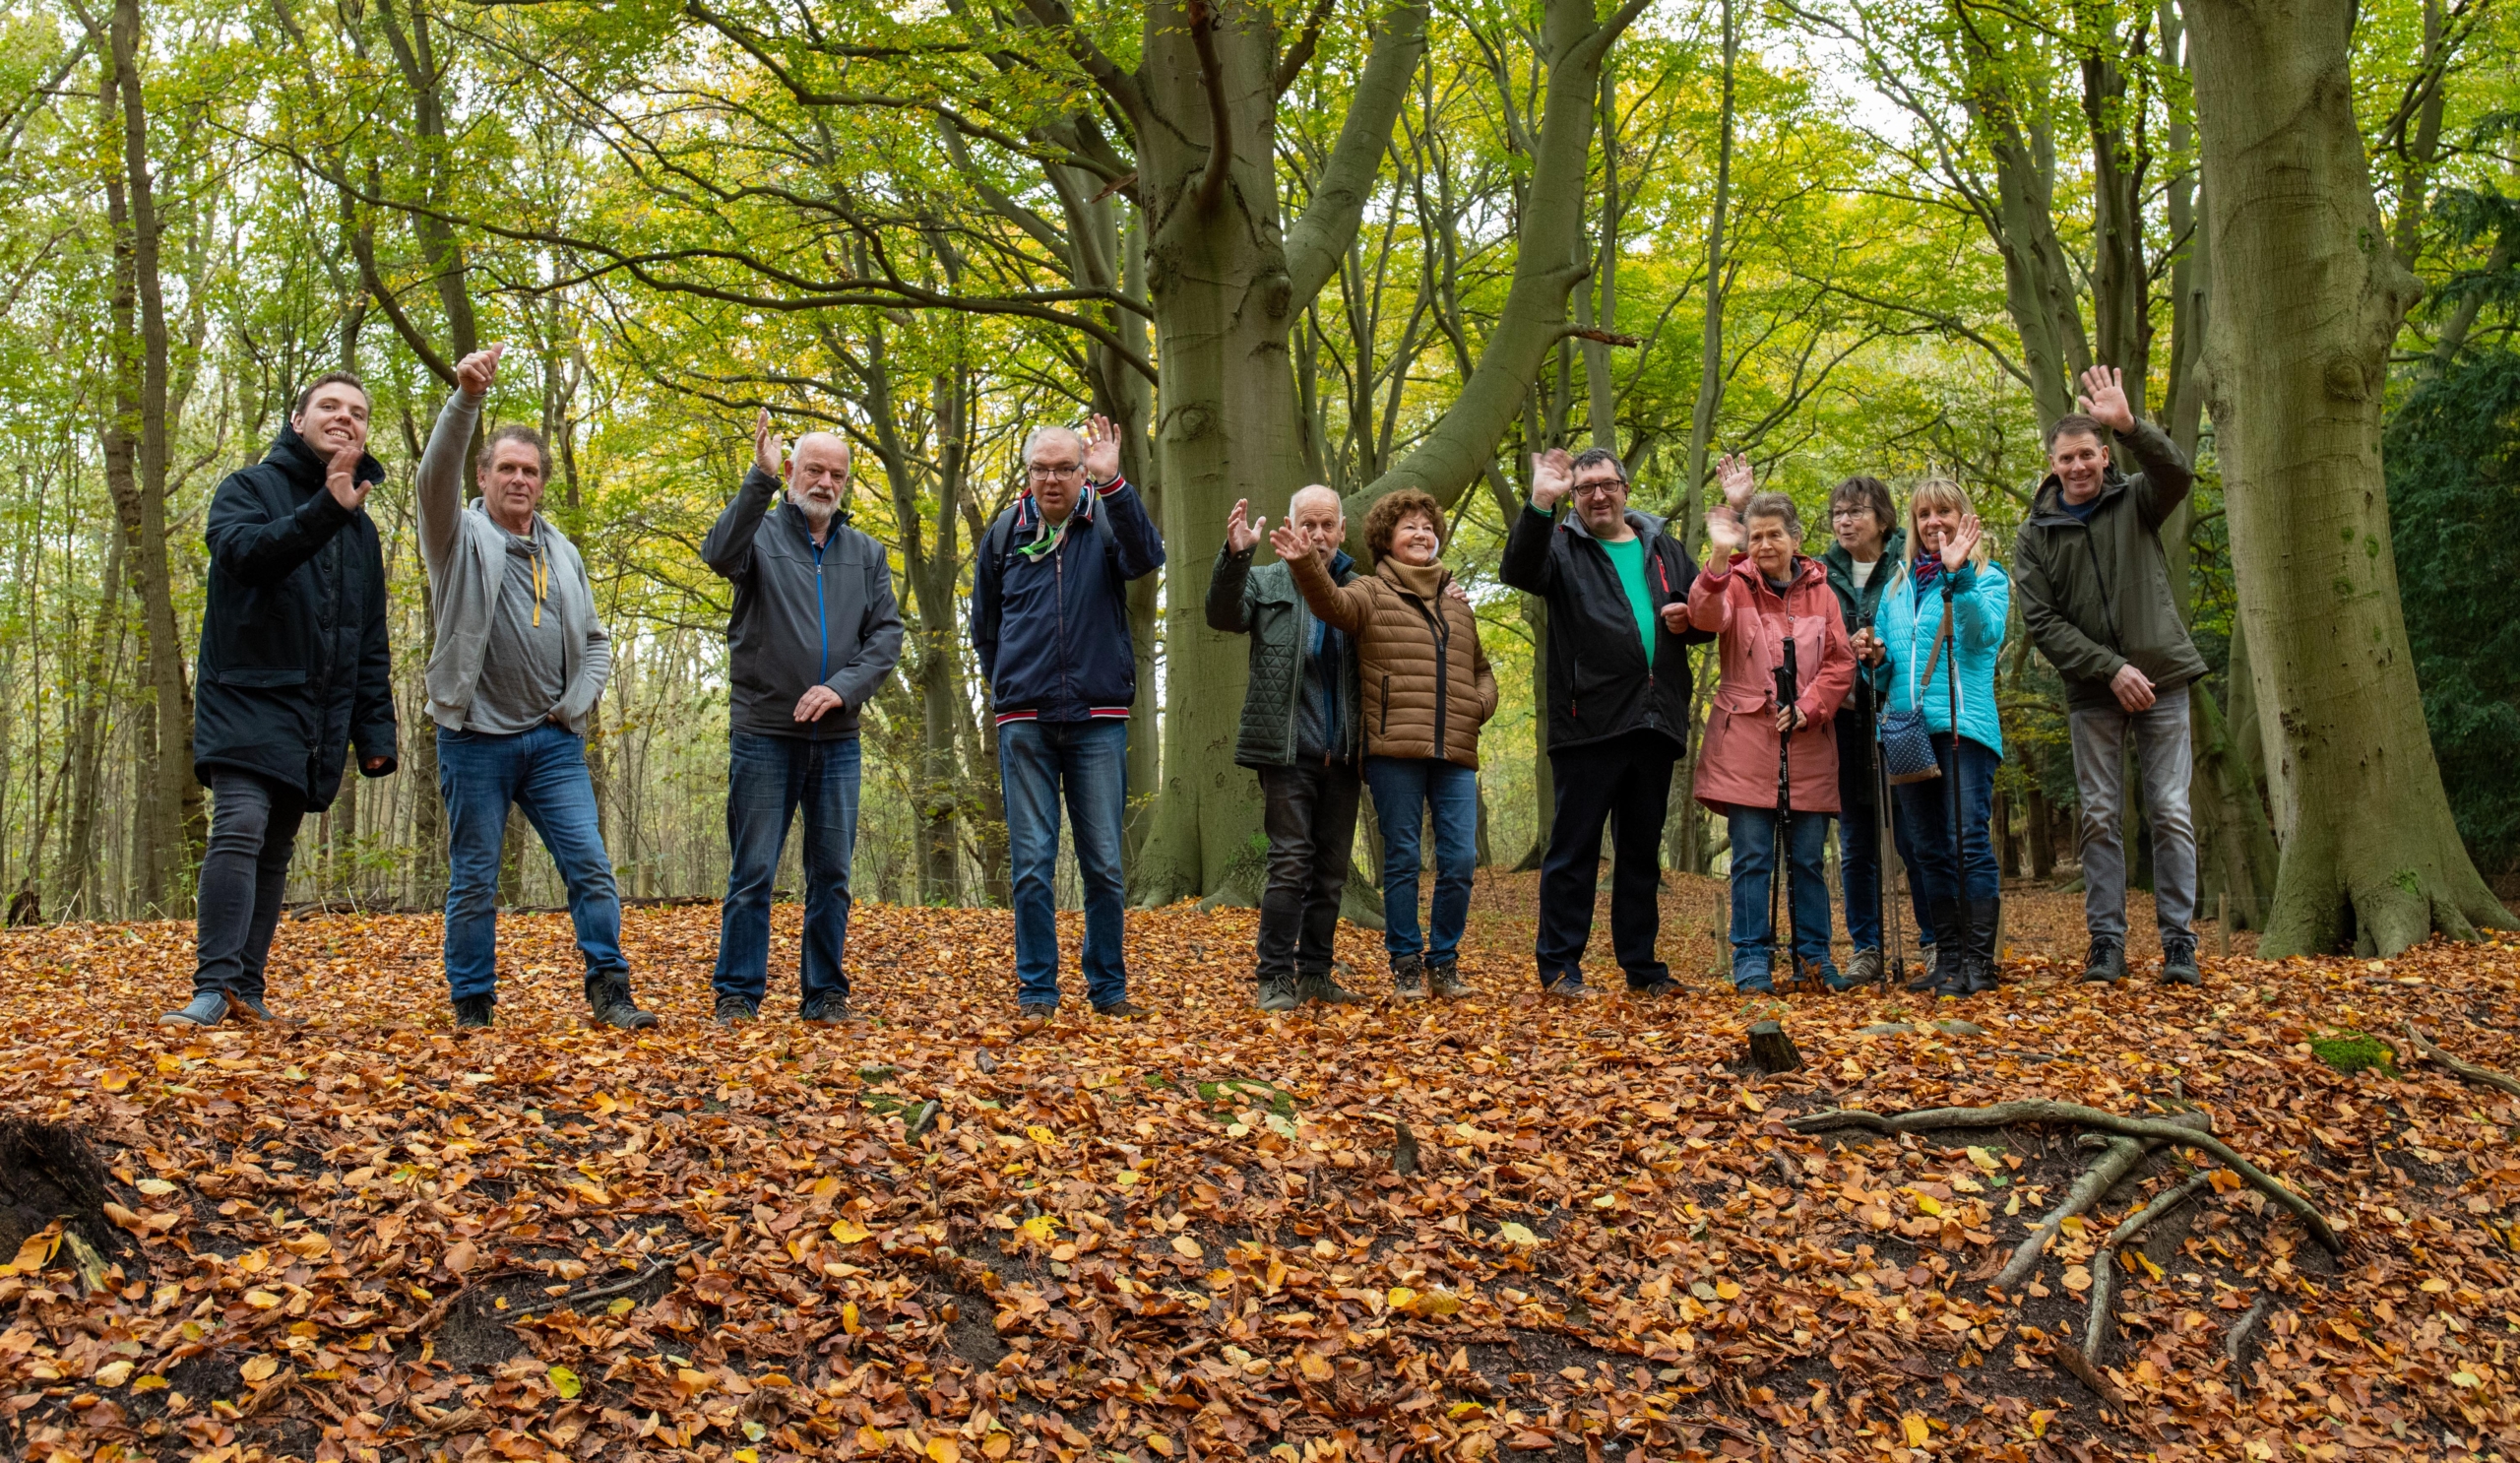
2187, 0, 2512, 954
1683, 0, 1736, 501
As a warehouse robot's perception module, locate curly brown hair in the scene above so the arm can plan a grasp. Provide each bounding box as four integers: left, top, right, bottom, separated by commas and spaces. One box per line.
1364, 489, 1445, 562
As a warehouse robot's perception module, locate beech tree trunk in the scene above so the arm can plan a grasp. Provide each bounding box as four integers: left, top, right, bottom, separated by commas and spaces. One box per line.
2188, 0, 2512, 953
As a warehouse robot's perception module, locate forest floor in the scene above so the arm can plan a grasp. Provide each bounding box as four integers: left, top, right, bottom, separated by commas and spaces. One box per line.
0, 876, 2514, 1463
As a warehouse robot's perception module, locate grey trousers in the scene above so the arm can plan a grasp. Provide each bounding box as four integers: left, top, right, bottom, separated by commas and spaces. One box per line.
2067, 682, 2197, 943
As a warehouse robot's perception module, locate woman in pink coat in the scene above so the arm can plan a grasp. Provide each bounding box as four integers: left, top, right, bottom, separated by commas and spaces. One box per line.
1689, 467, 1857, 993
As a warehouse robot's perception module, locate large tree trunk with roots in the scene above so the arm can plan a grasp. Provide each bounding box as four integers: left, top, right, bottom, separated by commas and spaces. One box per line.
2188, 0, 2512, 953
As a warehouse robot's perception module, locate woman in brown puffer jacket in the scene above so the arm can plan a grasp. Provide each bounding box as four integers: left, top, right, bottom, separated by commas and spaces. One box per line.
1277, 489, 1496, 1000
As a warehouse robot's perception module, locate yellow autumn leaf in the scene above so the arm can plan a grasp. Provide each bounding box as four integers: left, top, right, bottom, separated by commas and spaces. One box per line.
2420, 1278, 2450, 1293
608, 1297, 636, 1315
1965, 1146, 2000, 1173
927, 1436, 962, 1463
2452, 1369, 2482, 1388
2060, 1266, 2093, 1294
243, 1289, 282, 1309
830, 1219, 874, 1244
93, 1360, 134, 1387
2030, 1409, 2055, 1438
1018, 1215, 1059, 1245
132, 1374, 166, 1391
548, 1365, 582, 1399
1144, 1436, 1174, 1458
1714, 1279, 1740, 1301
676, 1368, 714, 1394
1297, 1353, 1334, 1381
135, 1178, 176, 1197
240, 1356, 280, 1384
1903, 1415, 1930, 1446
1493, 1223, 1540, 1247
1912, 1192, 1943, 1217
842, 1302, 862, 1334
1386, 1286, 1418, 1311
983, 1436, 1013, 1460
2133, 1251, 2164, 1282
1025, 1125, 1058, 1147
1170, 1235, 1203, 1259
97, 1068, 134, 1093
2059, 1214, 2087, 1240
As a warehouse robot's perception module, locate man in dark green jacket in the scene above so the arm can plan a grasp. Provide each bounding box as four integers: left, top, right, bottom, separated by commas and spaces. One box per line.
1207, 486, 1366, 1011
2013, 365, 2209, 986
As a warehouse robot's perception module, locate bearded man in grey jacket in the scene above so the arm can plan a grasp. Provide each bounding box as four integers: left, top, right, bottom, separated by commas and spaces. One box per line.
419, 344, 656, 1031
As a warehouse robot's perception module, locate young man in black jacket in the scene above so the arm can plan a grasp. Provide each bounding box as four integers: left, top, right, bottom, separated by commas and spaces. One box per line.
971, 415, 1166, 1023
700, 413, 905, 1026
162, 373, 398, 1027
1502, 447, 1709, 998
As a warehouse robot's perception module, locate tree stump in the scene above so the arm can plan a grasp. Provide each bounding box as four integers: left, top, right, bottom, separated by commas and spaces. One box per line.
1746, 1021, 1801, 1074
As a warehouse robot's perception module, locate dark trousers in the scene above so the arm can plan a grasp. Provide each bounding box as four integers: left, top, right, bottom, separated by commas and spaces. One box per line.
1254, 759, 1363, 979
193, 770, 308, 1000
715, 732, 862, 1005
1834, 706, 1884, 950
1537, 729, 1679, 986
1892, 732, 2002, 906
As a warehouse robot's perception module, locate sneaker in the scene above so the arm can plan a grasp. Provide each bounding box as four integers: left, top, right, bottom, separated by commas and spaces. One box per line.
1905, 946, 1939, 991
1254, 975, 1301, 1013
588, 978, 660, 1030
1543, 974, 1602, 1000
1624, 974, 1682, 997
2160, 933, 2201, 986
453, 994, 495, 1029
226, 990, 273, 1022
159, 991, 227, 1028
714, 994, 759, 1026
1733, 973, 1777, 995
1391, 954, 1429, 1002
1427, 961, 1473, 999
1093, 999, 1151, 1019
2081, 935, 2127, 984
1295, 968, 1362, 1005
1847, 948, 1884, 985
801, 993, 864, 1025
1817, 961, 1859, 992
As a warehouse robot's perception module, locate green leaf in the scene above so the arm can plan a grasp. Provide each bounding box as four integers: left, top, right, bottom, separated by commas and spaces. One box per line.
548, 1365, 582, 1399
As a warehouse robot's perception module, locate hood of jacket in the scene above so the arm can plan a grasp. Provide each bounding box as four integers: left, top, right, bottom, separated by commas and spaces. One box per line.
1820, 525, 1906, 585
2026, 466, 2130, 528
267, 421, 386, 494
1562, 505, 1670, 544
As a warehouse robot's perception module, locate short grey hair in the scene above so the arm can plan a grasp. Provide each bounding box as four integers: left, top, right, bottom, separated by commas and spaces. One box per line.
1288, 483, 1343, 518
1023, 425, 1086, 465
1742, 490, 1803, 540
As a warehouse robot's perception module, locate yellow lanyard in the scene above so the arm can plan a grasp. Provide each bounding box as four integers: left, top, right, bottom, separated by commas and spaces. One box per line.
524, 531, 549, 627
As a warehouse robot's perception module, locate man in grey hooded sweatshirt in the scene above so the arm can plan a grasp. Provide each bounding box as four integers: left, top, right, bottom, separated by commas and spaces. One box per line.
418, 344, 655, 1031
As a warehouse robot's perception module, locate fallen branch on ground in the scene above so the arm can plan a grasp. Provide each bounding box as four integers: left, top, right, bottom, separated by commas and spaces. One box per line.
2225, 1294, 2274, 1385
1994, 1110, 2211, 1292
2083, 1170, 2214, 1367
513, 1240, 719, 1317
2404, 1021, 2520, 1100
1786, 1100, 2342, 1253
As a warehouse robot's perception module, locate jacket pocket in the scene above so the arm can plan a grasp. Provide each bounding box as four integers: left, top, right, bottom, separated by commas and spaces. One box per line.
1568, 650, 1581, 721
211, 667, 308, 689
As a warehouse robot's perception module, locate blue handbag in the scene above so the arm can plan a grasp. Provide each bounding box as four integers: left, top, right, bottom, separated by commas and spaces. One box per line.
1879, 594, 1952, 785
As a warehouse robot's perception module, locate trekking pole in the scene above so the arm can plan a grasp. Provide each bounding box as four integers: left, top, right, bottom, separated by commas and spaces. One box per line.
1774, 634, 1800, 984
1865, 615, 1900, 986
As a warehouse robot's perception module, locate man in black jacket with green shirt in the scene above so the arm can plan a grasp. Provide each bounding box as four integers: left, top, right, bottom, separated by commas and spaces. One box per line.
1503, 447, 1710, 999
162, 372, 398, 1027
1208, 485, 1367, 1011
2014, 365, 2209, 986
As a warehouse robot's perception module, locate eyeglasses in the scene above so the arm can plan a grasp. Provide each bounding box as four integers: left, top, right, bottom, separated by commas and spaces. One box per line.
1573, 478, 1626, 498
1830, 507, 1874, 523
1027, 462, 1084, 479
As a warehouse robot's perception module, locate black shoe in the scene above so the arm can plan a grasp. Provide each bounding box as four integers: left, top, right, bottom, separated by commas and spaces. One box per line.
1625, 974, 1682, 997
1391, 954, 1429, 1001
1093, 998, 1152, 1019
714, 994, 759, 1026
1543, 973, 1603, 1000
2160, 933, 2201, 986
1254, 975, 1301, 1013
587, 976, 660, 1030
801, 993, 864, 1025
1295, 967, 1362, 1005
1966, 898, 2003, 994
2082, 935, 2127, 984
1905, 946, 1940, 992
1427, 960, 1473, 999
159, 991, 227, 1027
453, 994, 495, 1029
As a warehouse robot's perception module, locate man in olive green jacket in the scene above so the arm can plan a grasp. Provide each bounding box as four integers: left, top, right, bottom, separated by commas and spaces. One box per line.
2014, 365, 2209, 987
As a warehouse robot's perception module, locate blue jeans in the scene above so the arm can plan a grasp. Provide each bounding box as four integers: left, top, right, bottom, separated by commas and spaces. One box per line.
716, 732, 862, 1006
1891, 733, 2002, 908
1362, 756, 1479, 965
1000, 718, 1129, 1009
1724, 802, 1836, 984
437, 723, 625, 1002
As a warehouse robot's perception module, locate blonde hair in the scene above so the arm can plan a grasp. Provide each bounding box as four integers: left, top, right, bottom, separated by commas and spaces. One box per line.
1904, 477, 1990, 570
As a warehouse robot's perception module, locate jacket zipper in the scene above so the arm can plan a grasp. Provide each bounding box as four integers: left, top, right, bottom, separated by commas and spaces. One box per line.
1380, 672, 1391, 736
813, 533, 829, 739
2081, 529, 2122, 651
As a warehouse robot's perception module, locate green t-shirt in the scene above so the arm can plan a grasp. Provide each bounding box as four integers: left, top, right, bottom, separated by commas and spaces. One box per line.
1601, 535, 1656, 668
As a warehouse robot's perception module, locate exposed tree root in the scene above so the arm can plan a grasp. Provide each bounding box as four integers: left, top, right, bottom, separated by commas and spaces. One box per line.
1787, 1100, 2342, 1253
1993, 1112, 2209, 1292
2404, 1021, 2520, 1100
2225, 1293, 2274, 1384
2048, 1343, 2124, 1405
2083, 1171, 2214, 1367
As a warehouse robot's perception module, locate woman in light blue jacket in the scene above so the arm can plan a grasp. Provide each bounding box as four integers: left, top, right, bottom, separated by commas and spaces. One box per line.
1861, 478, 2009, 998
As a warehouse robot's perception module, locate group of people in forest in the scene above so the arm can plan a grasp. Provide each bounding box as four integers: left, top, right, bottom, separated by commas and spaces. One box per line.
1216, 362, 2210, 1005
158, 350, 2206, 1030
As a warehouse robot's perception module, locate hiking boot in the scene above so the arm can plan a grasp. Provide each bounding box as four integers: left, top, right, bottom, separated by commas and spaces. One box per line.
1391, 954, 1429, 1001
1295, 967, 1363, 1005
453, 994, 495, 1029
1016, 1002, 1057, 1032
1965, 898, 2003, 994
1847, 947, 1885, 985
2160, 932, 2201, 986
1625, 973, 1682, 997
801, 993, 864, 1025
1543, 973, 1603, 1000
1254, 974, 1301, 1012
586, 976, 660, 1030
1427, 960, 1473, 999
714, 994, 759, 1026
2081, 935, 2127, 985
1093, 998, 1152, 1019
159, 991, 227, 1028
1905, 946, 1939, 991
